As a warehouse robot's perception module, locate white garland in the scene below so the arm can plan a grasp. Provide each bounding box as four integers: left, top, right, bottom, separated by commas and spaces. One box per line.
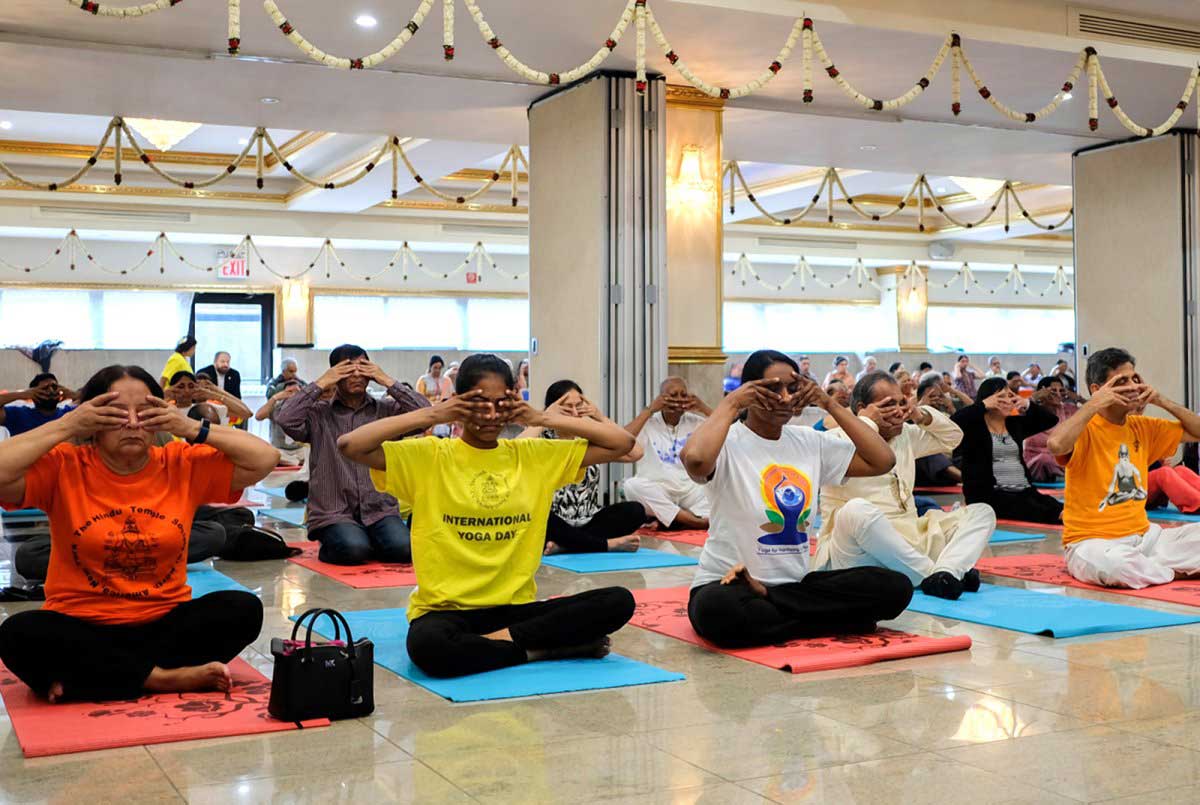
937, 262, 1073, 297
1093, 55, 1199, 137
810, 27, 951, 111
443, 0, 454, 60
65, 0, 175, 17
228, 0, 240, 54
956, 44, 1083, 123
263, 0, 435, 70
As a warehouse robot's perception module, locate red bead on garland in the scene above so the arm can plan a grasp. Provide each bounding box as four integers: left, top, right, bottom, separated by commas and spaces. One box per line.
444, 45, 455, 60
228, 37, 240, 55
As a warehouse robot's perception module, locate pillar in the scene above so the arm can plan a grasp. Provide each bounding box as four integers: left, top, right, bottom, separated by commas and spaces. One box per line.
664, 85, 725, 403
1074, 132, 1199, 406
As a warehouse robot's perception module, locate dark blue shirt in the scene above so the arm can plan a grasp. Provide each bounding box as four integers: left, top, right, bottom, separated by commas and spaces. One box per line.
3, 405, 73, 436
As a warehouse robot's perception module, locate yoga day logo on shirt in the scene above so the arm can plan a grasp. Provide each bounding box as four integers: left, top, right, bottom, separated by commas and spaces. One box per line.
756, 464, 812, 552
468, 470, 511, 509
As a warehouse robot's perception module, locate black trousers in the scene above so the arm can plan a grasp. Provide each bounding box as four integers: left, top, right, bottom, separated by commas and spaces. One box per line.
983, 486, 1063, 524
687, 567, 913, 649
406, 587, 635, 678
546, 502, 648, 553
0, 591, 263, 701
14, 506, 228, 583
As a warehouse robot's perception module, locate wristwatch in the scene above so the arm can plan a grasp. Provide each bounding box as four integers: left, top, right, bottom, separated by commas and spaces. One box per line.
188, 418, 211, 445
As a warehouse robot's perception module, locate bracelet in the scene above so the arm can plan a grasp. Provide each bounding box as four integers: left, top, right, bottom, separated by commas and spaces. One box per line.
188, 418, 211, 445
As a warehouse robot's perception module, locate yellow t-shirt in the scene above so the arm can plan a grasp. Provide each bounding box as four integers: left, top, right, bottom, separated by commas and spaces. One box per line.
371, 436, 588, 621
160, 352, 192, 388
1062, 414, 1183, 545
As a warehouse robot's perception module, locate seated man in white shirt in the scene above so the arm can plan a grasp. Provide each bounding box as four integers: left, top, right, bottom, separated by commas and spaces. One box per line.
623, 377, 713, 529
816, 371, 996, 600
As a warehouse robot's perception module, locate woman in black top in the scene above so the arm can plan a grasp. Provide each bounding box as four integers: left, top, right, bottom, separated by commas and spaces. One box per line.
950, 377, 1063, 524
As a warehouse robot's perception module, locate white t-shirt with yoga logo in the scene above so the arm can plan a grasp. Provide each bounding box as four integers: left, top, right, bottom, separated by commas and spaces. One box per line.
692, 422, 855, 588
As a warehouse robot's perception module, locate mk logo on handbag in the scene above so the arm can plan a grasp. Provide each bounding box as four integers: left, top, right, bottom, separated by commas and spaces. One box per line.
324, 658, 338, 669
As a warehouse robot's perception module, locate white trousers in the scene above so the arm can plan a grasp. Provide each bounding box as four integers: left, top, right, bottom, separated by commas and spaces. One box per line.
622, 476, 710, 526
1065, 523, 1200, 588
817, 498, 995, 585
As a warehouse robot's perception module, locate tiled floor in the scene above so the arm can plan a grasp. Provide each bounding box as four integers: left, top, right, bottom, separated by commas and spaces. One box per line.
3, 494, 1200, 804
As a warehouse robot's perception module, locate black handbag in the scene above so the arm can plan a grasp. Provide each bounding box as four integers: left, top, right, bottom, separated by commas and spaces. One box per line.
268, 608, 374, 722
219, 525, 303, 561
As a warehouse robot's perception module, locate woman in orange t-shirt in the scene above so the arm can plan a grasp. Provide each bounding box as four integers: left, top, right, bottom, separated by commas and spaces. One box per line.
0, 365, 279, 703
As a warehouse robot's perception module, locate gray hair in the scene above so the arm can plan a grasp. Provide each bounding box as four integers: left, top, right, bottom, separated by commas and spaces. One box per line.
281, 357, 298, 370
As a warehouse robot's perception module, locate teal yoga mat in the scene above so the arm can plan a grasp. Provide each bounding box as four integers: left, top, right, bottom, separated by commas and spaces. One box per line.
540, 548, 698, 573
1148, 505, 1200, 523
1033, 481, 1065, 489
295, 608, 684, 702
255, 486, 293, 500
907, 582, 1200, 637
990, 529, 1047, 544
187, 563, 253, 596
259, 508, 307, 526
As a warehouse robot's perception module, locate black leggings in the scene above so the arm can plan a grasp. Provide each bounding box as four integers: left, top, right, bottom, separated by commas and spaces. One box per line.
0, 591, 263, 701
546, 502, 648, 553
687, 567, 913, 649
981, 486, 1063, 524
406, 587, 635, 678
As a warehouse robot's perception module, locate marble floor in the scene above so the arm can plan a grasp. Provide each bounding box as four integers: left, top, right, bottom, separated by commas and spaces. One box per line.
2, 492, 1200, 804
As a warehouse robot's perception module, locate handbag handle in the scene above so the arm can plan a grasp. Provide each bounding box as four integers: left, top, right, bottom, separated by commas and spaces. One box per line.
290, 607, 341, 643
302, 608, 359, 660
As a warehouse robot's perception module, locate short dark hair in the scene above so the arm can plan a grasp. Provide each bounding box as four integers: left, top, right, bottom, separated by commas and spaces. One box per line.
833, 355, 848, 367
1006, 371, 1022, 381
214, 351, 230, 361
916, 373, 941, 399
175, 337, 197, 354
1037, 375, 1064, 390
545, 379, 582, 408
79, 365, 163, 404
888, 362, 903, 374
1086, 347, 1135, 388
742, 349, 799, 383
169, 370, 196, 386
30, 372, 57, 386
918, 362, 933, 371
976, 376, 1008, 403
455, 353, 514, 395
188, 403, 220, 425
429, 354, 445, 369
851, 371, 898, 412
329, 344, 368, 367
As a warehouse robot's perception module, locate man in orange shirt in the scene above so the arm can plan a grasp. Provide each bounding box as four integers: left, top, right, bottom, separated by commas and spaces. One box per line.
1047, 348, 1200, 588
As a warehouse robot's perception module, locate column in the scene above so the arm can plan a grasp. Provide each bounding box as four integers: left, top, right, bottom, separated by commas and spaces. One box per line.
665, 85, 725, 403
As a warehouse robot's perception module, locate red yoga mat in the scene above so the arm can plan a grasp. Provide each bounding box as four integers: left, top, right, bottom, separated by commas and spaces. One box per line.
0, 658, 328, 758
630, 587, 971, 674
287, 542, 417, 588
913, 485, 964, 495
977, 553, 1200, 607
637, 527, 708, 547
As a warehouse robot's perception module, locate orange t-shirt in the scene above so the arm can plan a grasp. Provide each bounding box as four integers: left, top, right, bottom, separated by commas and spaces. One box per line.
1062, 414, 1183, 545
8, 441, 239, 624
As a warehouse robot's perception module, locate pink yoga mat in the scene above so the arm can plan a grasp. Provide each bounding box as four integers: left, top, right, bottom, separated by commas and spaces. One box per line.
996, 519, 1063, 532
630, 587, 972, 673
0, 659, 328, 758
637, 527, 708, 547
977, 553, 1200, 607
287, 542, 417, 588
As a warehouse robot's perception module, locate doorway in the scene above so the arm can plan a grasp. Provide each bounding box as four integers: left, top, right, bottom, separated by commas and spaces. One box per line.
189, 292, 275, 392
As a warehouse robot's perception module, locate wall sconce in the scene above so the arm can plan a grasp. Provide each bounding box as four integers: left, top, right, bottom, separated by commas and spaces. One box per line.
282, 279, 308, 317
902, 286, 924, 315
668, 144, 714, 210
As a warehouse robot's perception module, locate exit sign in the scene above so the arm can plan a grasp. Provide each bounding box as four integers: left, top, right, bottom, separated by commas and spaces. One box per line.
218, 257, 247, 279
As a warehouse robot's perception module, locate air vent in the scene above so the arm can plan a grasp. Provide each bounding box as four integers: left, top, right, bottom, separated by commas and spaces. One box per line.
35, 205, 192, 224
755, 236, 859, 252
1069, 6, 1200, 53
440, 223, 528, 237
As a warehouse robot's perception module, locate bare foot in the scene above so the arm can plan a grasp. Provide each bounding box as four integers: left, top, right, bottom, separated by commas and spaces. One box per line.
47, 681, 64, 704
544, 541, 562, 556
526, 636, 611, 662
607, 534, 641, 552
144, 661, 232, 694
721, 563, 769, 598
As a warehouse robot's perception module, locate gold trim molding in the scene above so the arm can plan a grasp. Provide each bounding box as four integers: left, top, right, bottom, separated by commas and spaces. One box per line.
668, 345, 728, 365
442, 168, 528, 185
665, 84, 725, 110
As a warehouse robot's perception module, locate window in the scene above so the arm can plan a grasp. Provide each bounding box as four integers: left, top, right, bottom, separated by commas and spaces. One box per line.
927, 306, 1074, 353
722, 301, 898, 353
0, 288, 191, 349
313, 294, 529, 350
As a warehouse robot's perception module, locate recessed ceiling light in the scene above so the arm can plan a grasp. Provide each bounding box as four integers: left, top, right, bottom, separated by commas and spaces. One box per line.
859, 144, 877, 151
0, 121, 11, 130
355, 14, 377, 28
238, 137, 249, 145
1062, 92, 1073, 101
259, 97, 280, 105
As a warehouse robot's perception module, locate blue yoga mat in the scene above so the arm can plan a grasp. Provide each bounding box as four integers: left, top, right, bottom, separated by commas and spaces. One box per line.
1148, 505, 1200, 523
294, 608, 684, 702
187, 563, 253, 596
255, 486, 293, 500
259, 508, 307, 526
540, 548, 698, 573
1033, 481, 1065, 489
907, 582, 1200, 638
990, 529, 1046, 544
1, 508, 46, 519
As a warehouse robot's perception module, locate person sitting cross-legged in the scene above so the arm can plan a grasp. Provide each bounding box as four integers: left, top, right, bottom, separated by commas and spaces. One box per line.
681, 351, 912, 649
518, 379, 650, 554
817, 371, 996, 600
337, 354, 638, 678
273, 344, 430, 565
1047, 347, 1200, 588
622, 377, 713, 530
